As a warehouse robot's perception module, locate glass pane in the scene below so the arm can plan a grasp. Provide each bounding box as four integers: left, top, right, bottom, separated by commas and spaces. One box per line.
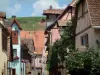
13, 49, 17, 58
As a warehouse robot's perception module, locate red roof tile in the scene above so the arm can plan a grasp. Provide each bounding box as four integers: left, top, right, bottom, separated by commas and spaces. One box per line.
20, 30, 45, 54
43, 9, 64, 15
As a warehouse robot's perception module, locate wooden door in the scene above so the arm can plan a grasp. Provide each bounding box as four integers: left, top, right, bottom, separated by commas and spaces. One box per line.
12, 69, 16, 75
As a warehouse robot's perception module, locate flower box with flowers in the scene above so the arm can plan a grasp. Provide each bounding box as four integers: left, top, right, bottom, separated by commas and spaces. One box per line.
21, 60, 25, 63
21, 59, 28, 63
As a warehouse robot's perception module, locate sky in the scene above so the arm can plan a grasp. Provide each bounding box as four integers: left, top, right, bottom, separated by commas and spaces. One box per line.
0, 0, 72, 17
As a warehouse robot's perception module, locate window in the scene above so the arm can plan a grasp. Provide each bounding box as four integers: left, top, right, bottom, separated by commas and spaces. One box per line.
46, 15, 49, 19
14, 33, 16, 36
39, 59, 41, 63
58, 71, 61, 75
12, 69, 16, 75
49, 15, 56, 21
82, 0, 85, 16
13, 49, 17, 58
38, 73, 40, 75
78, 1, 85, 18
2, 32, 7, 50
85, 1, 88, 12
12, 31, 18, 44
29, 32, 32, 37
81, 34, 88, 46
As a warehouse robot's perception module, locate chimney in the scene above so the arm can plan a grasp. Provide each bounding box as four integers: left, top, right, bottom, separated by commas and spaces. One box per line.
12, 15, 16, 19
49, 5, 53, 10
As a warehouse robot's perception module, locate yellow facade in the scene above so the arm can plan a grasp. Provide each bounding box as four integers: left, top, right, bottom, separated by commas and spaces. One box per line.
0, 25, 8, 75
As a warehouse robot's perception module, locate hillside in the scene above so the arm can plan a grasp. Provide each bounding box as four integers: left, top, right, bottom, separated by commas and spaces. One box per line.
8, 16, 46, 31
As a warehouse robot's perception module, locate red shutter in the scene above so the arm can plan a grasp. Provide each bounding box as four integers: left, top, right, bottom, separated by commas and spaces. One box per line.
12, 31, 18, 44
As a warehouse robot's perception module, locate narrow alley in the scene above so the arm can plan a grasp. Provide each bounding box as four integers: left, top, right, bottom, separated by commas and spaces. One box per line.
0, 0, 100, 75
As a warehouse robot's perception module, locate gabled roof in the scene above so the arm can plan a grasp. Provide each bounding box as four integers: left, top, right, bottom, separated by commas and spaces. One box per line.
44, 1, 76, 31
11, 19, 22, 30
4, 18, 22, 30
45, 5, 73, 31
43, 9, 64, 15
76, 0, 100, 27
58, 5, 73, 20
87, 0, 100, 26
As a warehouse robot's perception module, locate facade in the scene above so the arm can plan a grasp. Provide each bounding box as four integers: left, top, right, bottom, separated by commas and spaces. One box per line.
7, 17, 23, 75
43, 1, 76, 75
31, 31, 45, 75
20, 30, 45, 75
0, 12, 9, 75
32, 54, 42, 75
75, 0, 100, 50
43, 6, 64, 75
21, 38, 34, 75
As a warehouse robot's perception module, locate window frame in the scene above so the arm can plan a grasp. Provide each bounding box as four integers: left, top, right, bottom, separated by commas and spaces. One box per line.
13, 49, 17, 59
39, 59, 41, 63
12, 30, 18, 44
2, 32, 7, 51
78, 0, 86, 19
81, 34, 88, 47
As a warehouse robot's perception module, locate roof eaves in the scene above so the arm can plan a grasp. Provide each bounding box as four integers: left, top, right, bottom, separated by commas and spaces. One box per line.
58, 5, 72, 20
45, 5, 73, 30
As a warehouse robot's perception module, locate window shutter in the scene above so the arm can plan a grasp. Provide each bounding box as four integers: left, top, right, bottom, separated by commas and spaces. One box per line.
85, 34, 88, 46
12, 31, 18, 44
81, 36, 84, 45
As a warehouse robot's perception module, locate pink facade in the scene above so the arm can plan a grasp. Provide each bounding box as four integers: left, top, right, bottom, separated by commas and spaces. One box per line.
51, 28, 61, 44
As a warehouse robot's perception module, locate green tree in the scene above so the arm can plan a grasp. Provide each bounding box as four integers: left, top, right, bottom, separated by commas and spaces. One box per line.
66, 49, 100, 75
47, 19, 75, 71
